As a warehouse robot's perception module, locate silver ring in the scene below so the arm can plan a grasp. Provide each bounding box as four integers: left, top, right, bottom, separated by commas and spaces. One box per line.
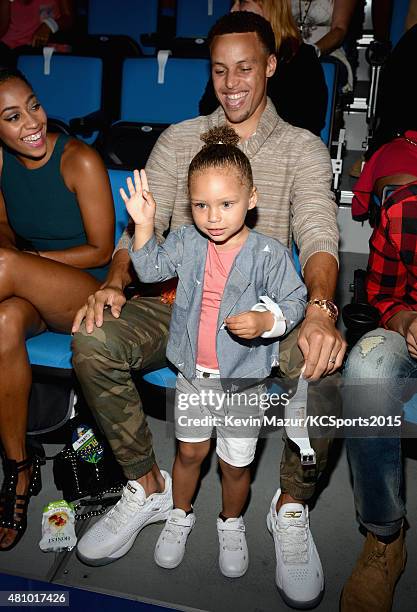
328, 357, 336, 364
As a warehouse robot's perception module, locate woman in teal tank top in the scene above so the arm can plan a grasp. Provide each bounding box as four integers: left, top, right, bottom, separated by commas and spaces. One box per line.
0, 68, 115, 550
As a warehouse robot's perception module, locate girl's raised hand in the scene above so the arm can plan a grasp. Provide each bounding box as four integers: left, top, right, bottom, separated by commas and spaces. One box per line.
120, 169, 156, 225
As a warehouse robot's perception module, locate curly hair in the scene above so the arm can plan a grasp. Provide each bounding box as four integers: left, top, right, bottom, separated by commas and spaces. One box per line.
188, 125, 253, 188
207, 10, 276, 57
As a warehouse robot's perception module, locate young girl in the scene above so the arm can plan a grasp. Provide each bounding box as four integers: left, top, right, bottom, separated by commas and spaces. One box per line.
121, 126, 306, 578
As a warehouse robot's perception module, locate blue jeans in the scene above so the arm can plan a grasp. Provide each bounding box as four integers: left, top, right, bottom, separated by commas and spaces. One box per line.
343, 329, 417, 537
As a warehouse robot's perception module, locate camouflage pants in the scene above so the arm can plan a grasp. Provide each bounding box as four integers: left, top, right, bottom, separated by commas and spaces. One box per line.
72, 297, 171, 480
72, 297, 335, 500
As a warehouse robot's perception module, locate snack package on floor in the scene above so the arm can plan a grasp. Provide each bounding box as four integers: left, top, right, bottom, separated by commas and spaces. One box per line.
39, 500, 77, 552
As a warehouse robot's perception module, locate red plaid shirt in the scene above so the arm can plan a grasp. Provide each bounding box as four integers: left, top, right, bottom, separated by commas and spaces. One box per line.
367, 182, 417, 326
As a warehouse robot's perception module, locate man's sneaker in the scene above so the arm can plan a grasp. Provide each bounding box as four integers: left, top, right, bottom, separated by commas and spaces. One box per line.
340, 530, 406, 612
217, 516, 249, 578
266, 488, 324, 609
77, 471, 173, 566
154, 508, 196, 569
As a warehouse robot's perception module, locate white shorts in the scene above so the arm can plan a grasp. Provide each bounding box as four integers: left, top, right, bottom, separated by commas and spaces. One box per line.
174, 370, 265, 467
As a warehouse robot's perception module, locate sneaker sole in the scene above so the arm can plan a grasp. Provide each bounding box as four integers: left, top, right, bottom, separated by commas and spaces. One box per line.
76, 510, 172, 567
266, 513, 325, 610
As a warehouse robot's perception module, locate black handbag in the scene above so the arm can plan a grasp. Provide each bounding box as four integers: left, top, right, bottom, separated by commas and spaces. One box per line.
52, 418, 126, 520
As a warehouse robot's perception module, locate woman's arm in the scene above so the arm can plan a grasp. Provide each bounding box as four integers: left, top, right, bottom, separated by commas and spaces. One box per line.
315, 0, 358, 55
31, 0, 74, 47
38, 139, 114, 268
0, 191, 16, 249
56, 0, 75, 31
406, 0, 417, 31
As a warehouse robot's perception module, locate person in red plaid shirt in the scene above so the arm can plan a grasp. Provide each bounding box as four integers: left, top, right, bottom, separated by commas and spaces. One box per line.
342, 170, 417, 610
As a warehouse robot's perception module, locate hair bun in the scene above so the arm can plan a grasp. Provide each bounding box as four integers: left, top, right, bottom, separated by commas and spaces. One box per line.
200, 125, 239, 147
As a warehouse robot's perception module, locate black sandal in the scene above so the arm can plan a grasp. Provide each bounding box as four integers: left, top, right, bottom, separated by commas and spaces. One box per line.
0, 455, 42, 551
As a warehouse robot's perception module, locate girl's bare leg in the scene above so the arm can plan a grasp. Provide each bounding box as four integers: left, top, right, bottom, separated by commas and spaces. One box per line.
219, 458, 251, 518
172, 441, 211, 511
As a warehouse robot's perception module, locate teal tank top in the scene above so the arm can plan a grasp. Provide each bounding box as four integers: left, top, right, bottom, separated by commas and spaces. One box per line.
1, 134, 109, 281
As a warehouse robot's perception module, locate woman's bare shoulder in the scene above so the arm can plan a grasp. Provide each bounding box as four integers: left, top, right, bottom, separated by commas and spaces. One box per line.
61, 137, 106, 185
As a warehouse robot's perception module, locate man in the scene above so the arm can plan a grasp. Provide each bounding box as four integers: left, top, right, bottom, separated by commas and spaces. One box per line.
72, 12, 344, 609
341, 182, 417, 611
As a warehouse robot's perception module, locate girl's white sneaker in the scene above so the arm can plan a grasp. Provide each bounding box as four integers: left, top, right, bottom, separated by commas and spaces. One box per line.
217, 516, 249, 578
154, 508, 196, 569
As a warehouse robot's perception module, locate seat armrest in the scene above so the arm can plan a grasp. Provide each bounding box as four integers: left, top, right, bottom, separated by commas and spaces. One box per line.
69, 110, 109, 137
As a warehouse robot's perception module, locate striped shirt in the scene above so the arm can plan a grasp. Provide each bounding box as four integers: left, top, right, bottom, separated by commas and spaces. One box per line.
116, 98, 339, 270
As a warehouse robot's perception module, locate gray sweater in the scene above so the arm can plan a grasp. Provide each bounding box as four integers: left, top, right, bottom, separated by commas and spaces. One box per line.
116, 98, 339, 271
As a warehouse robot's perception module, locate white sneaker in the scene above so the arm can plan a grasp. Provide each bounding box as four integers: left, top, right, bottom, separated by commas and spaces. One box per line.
217, 516, 249, 578
154, 508, 196, 569
267, 488, 324, 609
77, 471, 173, 566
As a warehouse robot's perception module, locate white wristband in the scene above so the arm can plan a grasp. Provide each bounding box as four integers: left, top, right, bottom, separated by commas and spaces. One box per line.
42, 17, 59, 34
251, 296, 286, 338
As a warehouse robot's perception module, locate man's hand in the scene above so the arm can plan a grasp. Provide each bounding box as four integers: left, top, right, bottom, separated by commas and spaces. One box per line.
388, 310, 417, 358
72, 286, 127, 334
32, 22, 52, 47
298, 308, 346, 380
404, 316, 417, 358
225, 310, 274, 340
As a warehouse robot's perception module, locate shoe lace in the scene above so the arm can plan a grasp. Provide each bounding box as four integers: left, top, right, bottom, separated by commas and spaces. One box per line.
221, 529, 243, 552
164, 520, 186, 543
367, 548, 388, 573
277, 519, 309, 563
104, 488, 145, 534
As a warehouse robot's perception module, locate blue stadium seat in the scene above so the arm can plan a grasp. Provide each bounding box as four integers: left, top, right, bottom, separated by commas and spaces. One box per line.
390, 0, 410, 47
87, 0, 158, 55
99, 57, 211, 168
121, 57, 211, 124
176, 0, 231, 38
320, 59, 338, 148
17, 55, 103, 145
26, 168, 130, 371
142, 366, 177, 389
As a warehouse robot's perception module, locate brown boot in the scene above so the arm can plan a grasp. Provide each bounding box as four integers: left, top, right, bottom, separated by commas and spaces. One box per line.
340, 530, 406, 612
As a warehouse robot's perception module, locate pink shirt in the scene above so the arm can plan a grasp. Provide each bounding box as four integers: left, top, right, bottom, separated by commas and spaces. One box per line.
196, 240, 242, 370
2, 0, 60, 49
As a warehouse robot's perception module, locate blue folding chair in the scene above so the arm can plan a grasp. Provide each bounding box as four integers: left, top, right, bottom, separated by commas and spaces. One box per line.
121, 57, 210, 124
100, 56, 210, 168
17, 55, 103, 145
176, 0, 231, 38
26, 168, 130, 374
87, 0, 158, 56
319, 58, 344, 194
390, 0, 410, 47
319, 59, 339, 148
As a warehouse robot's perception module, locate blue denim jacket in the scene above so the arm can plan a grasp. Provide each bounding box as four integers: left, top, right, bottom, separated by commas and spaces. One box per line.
130, 226, 306, 381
